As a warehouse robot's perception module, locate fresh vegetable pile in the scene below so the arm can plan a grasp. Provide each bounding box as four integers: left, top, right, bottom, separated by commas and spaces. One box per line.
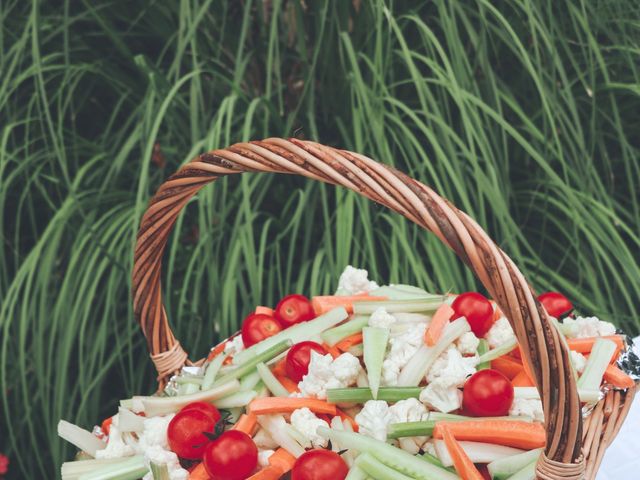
58, 266, 637, 480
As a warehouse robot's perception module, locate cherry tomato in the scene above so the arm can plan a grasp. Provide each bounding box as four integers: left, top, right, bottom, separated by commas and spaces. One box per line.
167, 409, 216, 460
463, 369, 514, 417
241, 313, 282, 347
538, 292, 573, 318
100, 417, 113, 436
451, 292, 494, 337
203, 430, 258, 480
180, 401, 221, 424
286, 341, 328, 382
275, 294, 315, 328
291, 449, 349, 480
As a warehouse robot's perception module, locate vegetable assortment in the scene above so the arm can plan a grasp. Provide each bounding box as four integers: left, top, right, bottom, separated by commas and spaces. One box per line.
58, 266, 636, 480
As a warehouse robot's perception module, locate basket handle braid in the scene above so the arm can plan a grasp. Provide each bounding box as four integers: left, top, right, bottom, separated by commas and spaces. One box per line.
131, 138, 584, 476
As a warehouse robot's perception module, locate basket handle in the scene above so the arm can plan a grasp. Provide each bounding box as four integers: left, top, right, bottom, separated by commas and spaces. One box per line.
132, 138, 584, 477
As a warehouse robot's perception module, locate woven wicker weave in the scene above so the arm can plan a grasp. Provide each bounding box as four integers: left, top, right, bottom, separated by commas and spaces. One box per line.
131, 138, 636, 479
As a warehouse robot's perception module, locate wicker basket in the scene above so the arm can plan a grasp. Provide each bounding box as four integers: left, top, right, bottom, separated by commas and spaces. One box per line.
131, 138, 636, 479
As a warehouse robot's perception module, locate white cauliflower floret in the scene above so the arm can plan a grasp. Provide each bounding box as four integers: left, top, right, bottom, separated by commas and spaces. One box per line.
570, 351, 587, 374
253, 429, 279, 449
142, 445, 189, 480
388, 398, 430, 454
420, 381, 463, 413
223, 335, 245, 356
510, 398, 544, 422
382, 323, 427, 386
426, 346, 477, 387
563, 316, 616, 339
137, 414, 174, 451
258, 449, 275, 468
369, 307, 396, 329
456, 331, 480, 356
298, 352, 361, 399
355, 400, 392, 442
485, 317, 516, 348
336, 265, 379, 295
290, 408, 329, 448
423, 440, 438, 457
95, 424, 136, 459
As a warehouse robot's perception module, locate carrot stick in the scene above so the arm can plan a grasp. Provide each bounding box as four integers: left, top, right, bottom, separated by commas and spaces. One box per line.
334, 332, 363, 352
323, 342, 341, 359
566, 335, 624, 355
268, 448, 297, 474
490, 356, 524, 380
207, 340, 227, 361
248, 397, 337, 416
603, 364, 635, 389
233, 413, 258, 436
511, 370, 534, 387
272, 359, 287, 377
433, 420, 546, 450
424, 304, 455, 346
440, 426, 484, 480
188, 463, 210, 480
336, 407, 359, 432
255, 306, 274, 316
311, 294, 386, 315
275, 375, 299, 393
247, 466, 282, 480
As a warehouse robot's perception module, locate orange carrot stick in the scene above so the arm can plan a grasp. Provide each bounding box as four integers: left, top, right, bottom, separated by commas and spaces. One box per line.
248, 397, 337, 416
440, 426, 484, 480
272, 359, 288, 377
424, 304, 455, 346
188, 463, 210, 480
335, 407, 359, 432
511, 370, 534, 387
275, 375, 299, 393
207, 340, 228, 361
268, 448, 296, 474
233, 413, 258, 436
603, 364, 635, 389
334, 332, 363, 352
311, 295, 386, 315
256, 306, 274, 316
566, 335, 624, 355
433, 420, 546, 450
491, 356, 524, 380
323, 342, 341, 359
247, 466, 282, 480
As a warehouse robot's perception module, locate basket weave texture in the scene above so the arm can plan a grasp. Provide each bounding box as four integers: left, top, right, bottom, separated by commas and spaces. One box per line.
131, 138, 636, 479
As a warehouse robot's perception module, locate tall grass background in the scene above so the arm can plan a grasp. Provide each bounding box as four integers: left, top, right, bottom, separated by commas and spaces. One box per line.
1, 0, 638, 477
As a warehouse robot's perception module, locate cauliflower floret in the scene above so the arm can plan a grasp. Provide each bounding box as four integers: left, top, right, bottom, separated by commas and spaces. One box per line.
423, 440, 438, 457
142, 445, 189, 480
570, 351, 587, 374
253, 429, 279, 449
456, 331, 480, 356
382, 323, 427, 386
298, 352, 361, 399
223, 335, 245, 356
137, 414, 174, 451
510, 398, 544, 422
355, 400, 392, 441
388, 398, 430, 454
336, 266, 379, 295
290, 408, 329, 448
258, 449, 275, 468
419, 381, 462, 413
95, 424, 136, 459
485, 317, 516, 348
426, 346, 477, 387
563, 316, 616, 339
369, 307, 396, 329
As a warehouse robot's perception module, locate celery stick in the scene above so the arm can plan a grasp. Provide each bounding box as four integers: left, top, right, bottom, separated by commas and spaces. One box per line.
362, 327, 389, 399
504, 460, 536, 480
420, 451, 454, 472
345, 465, 370, 480
318, 427, 458, 480
178, 382, 200, 395
284, 423, 312, 449
141, 380, 239, 416
370, 285, 439, 300
213, 390, 257, 408
62, 458, 137, 480
477, 339, 490, 370
150, 462, 170, 480
201, 353, 226, 390
57, 420, 107, 457
239, 370, 261, 391
233, 307, 348, 364
387, 420, 436, 438
514, 386, 601, 403
434, 440, 525, 468
174, 376, 203, 385
353, 297, 446, 314
256, 362, 289, 397
322, 316, 369, 346
398, 317, 471, 386
355, 452, 414, 480
215, 340, 291, 386
477, 338, 518, 364
257, 415, 305, 457
78, 456, 148, 480
578, 338, 618, 390
327, 387, 421, 403
393, 312, 431, 323
117, 407, 145, 433
488, 448, 542, 480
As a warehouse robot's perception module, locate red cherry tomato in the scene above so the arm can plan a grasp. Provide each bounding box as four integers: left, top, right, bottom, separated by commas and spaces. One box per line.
291, 449, 349, 480
451, 292, 494, 337
241, 313, 283, 347
167, 409, 216, 460
538, 292, 573, 318
463, 369, 514, 417
275, 294, 315, 328
203, 430, 258, 480
286, 341, 328, 382
180, 401, 221, 424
